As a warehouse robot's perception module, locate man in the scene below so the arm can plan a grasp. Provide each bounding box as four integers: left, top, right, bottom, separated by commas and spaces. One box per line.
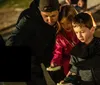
6, 0, 60, 85
39, 0, 66, 83
38, 0, 59, 67
39, 0, 59, 26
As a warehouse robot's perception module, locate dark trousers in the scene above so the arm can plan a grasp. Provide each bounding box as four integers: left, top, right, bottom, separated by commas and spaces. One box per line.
26, 64, 47, 85
48, 68, 65, 83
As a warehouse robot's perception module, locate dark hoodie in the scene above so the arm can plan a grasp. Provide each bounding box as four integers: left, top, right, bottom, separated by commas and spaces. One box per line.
70, 37, 100, 85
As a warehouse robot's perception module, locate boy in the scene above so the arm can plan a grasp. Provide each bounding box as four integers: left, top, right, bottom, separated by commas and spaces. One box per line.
59, 13, 100, 85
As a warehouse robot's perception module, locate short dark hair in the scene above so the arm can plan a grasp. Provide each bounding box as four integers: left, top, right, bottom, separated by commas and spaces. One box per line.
72, 12, 93, 29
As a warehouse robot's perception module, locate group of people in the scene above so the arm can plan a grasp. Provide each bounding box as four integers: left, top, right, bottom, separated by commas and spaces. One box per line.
59, 0, 87, 12
0, 0, 99, 85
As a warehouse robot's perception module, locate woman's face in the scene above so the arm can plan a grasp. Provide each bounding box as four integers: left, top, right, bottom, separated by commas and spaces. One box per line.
77, 0, 85, 8
60, 18, 73, 32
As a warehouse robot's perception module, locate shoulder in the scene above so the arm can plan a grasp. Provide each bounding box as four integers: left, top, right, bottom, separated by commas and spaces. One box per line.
56, 34, 66, 45
16, 8, 30, 24
56, 33, 67, 42
90, 37, 100, 48
56, 34, 63, 42
17, 2, 39, 23
94, 37, 100, 48
16, 6, 40, 26
87, 37, 100, 55
16, 16, 31, 29
94, 37, 100, 43
70, 42, 85, 56
56, 33, 74, 46
16, 8, 39, 29
56, 33, 63, 38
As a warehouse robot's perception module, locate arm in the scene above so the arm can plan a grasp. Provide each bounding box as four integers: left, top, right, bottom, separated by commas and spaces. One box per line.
6, 10, 27, 46
6, 26, 20, 46
59, 55, 77, 84
6, 16, 25, 46
69, 55, 78, 75
62, 55, 78, 77
6, 16, 35, 46
51, 35, 63, 66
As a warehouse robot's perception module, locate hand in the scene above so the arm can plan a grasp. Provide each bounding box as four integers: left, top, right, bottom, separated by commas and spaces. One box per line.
59, 80, 64, 84
57, 80, 73, 85
56, 80, 64, 85
51, 63, 55, 67
51, 62, 58, 67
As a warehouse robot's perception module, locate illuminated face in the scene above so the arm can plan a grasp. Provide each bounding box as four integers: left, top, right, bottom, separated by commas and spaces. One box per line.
41, 10, 59, 26
60, 18, 72, 32
77, 0, 85, 8
73, 25, 94, 44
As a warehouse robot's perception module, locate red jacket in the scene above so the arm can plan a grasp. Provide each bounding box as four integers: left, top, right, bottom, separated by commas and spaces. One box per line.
51, 31, 79, 75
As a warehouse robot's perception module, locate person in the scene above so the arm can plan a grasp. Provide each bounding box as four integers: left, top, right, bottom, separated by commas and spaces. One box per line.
75, 0, 87, 12
6, 0, 60, 85
58, 12, 100, 85
46, 5, 79, 82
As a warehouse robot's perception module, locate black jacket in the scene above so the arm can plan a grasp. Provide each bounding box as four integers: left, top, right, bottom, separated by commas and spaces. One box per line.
6, 1, 57, 85
70, 37, 100, 85
6, 1, 56, 65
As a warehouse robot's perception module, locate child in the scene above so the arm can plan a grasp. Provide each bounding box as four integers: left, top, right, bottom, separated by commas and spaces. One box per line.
47, 5, 79, 77
59, 13, 100, 85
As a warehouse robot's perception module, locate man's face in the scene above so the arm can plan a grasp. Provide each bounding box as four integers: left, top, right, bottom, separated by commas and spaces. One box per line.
40, 10, 59, 26
73, 26, 94, 44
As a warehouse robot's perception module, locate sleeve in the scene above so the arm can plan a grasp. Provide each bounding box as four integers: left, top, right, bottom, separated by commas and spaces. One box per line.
75, 41, 100, 68
6, 16, 33, 46
70, 55, 78, 74
6, 26, 20, 46
51, 35, 63, 66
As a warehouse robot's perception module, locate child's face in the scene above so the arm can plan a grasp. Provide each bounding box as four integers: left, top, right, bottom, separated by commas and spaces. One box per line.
73, 25, 94, 44
60, 18, 72, 32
